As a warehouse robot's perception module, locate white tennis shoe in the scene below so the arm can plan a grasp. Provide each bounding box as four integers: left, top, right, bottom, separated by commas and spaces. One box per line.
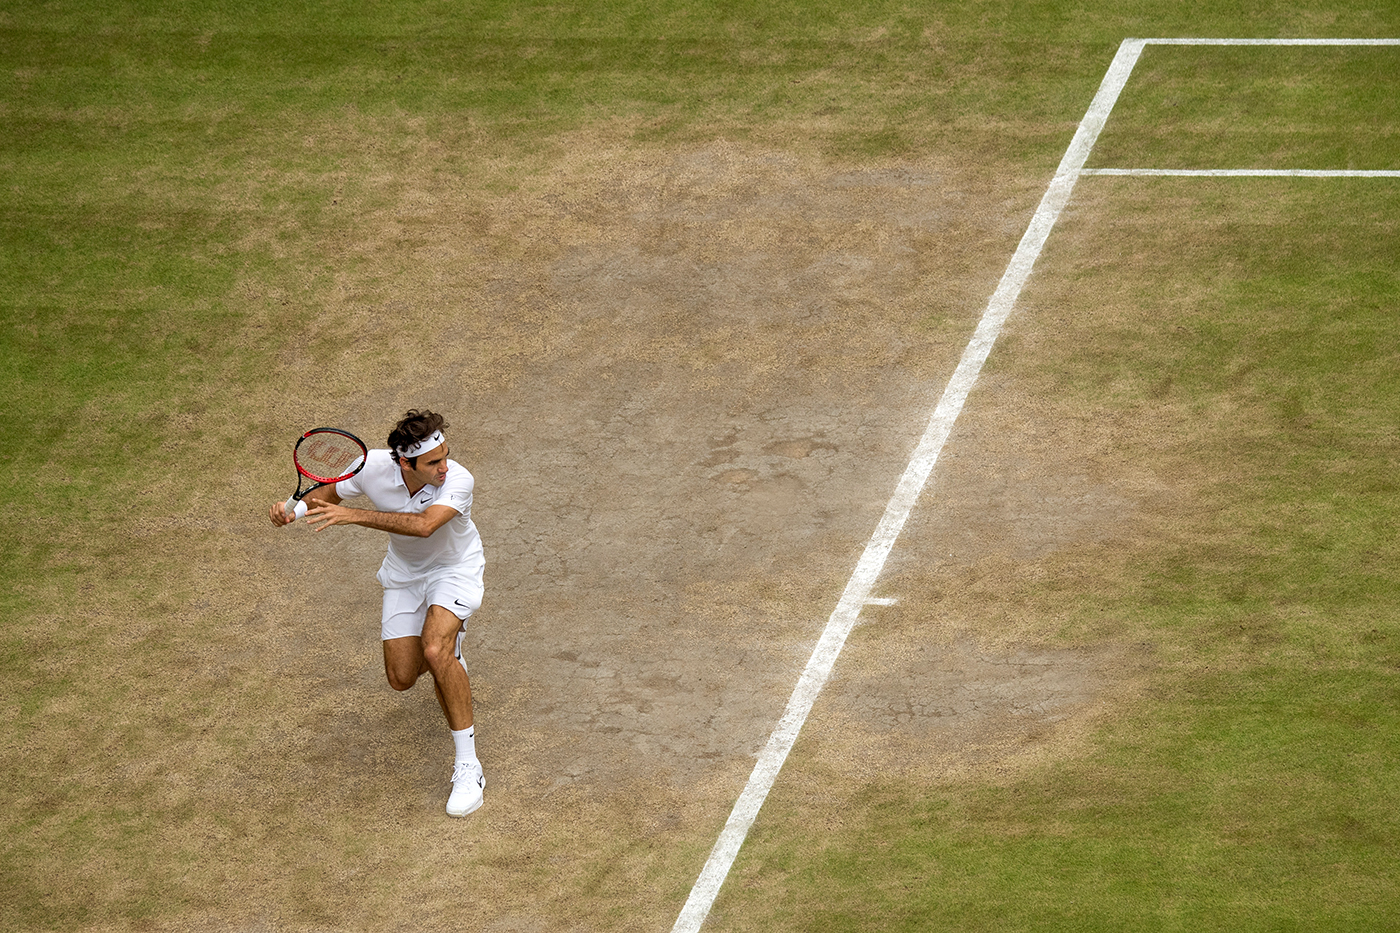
447, 760, 484, 818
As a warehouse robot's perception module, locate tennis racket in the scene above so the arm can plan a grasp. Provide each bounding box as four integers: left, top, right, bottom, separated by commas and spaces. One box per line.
284, 427, 368, 520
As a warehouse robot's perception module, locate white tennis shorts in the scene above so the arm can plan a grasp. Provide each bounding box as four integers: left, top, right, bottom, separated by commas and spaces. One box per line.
377, 565, 484, 641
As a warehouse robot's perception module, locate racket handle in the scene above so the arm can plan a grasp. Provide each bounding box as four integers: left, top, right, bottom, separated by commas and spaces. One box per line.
284, 497, 308, 520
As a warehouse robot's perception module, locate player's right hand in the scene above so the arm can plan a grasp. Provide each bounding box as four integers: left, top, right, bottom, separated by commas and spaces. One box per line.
269, 502, 296, 527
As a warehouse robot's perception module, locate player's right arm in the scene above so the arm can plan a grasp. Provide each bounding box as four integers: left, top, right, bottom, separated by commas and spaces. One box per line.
267, 486, 343, 527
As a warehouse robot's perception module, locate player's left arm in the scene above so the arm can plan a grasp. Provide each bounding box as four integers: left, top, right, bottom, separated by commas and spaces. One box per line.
304, 502, 459, 537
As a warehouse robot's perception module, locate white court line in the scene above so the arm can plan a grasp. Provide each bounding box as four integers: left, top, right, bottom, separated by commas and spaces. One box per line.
1084, 168, 1400, 177
669, 35, 1150, 933
1142, 37, 1400, 45
1086, 37, 1400, 179
672, 34, 1398, 932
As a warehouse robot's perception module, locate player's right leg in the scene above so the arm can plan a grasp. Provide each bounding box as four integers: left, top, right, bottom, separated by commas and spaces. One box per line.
380, 582, 432, 690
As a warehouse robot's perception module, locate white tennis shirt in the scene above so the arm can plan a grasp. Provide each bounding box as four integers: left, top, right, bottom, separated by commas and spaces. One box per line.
335, 448, 485, 588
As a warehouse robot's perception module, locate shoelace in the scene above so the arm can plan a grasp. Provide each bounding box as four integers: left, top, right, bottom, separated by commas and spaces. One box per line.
451, 760, 482, 786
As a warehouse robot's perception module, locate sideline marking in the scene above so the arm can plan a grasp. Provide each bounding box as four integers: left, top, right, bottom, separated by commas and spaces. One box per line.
673, 35, 1398, 933
670, 36, 1148, 933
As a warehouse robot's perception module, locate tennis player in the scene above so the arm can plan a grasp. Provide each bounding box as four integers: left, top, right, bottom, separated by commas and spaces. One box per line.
267, 409, 488, 818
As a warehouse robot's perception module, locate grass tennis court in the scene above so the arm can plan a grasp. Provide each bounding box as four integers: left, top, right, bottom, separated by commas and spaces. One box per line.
3, 2, 1398, 931
719, 174, 1400, 933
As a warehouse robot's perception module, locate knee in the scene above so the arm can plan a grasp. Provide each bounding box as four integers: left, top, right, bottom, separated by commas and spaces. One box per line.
385, 661, 423, 691
422, 636, 454, 672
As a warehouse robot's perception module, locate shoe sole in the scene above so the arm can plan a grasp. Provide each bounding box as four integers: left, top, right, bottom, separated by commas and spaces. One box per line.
446, 789, 484, 818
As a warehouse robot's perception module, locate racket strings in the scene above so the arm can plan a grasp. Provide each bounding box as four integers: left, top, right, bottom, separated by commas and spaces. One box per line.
296, 433, 366, 482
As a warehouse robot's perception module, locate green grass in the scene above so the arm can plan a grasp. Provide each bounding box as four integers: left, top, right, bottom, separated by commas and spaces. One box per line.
4, 1, 1400, 930
736, 663, 1400, 931
1, 0, 1112, 172
1090, 45, 1400, 170
1049, 182, 1400, 654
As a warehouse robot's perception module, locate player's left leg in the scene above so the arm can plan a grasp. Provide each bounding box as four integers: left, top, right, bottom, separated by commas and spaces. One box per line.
421, 604, 472, 730
423, 603, 484, 817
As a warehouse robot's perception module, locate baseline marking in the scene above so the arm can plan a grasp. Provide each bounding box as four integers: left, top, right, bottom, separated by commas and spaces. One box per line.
1142, 37, 1400, 45
670, 35, 1149, 933
1084, 168, 1400, 177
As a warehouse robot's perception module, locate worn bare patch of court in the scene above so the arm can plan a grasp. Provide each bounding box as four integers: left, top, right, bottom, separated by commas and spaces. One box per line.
34, 130, 1152, 932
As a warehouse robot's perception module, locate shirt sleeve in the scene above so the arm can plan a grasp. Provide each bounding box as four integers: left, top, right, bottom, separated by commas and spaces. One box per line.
334, 448, 377, 499
335, 474, 362, 499
437, 462, 474, 516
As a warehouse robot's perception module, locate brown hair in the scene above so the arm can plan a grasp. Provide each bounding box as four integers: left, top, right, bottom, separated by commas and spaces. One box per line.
387, 409, 449, 468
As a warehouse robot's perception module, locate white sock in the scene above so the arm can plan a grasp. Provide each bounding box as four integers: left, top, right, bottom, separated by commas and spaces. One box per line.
452, 725, 477, 765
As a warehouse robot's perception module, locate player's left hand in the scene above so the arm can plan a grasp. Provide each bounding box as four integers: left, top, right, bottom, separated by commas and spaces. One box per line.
303, 500, 350, 531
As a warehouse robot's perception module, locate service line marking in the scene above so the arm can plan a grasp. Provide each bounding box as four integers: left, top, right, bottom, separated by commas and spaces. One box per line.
672, 34, 1398, 933
670, 35, 1149, 933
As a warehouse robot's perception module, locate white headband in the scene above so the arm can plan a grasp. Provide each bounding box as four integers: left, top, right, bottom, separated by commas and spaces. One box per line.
395, 430, 445, 460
